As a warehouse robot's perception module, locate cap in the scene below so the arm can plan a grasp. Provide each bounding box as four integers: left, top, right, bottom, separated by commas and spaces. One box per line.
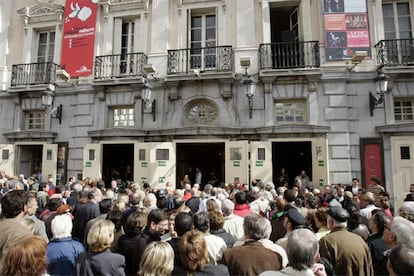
344, 191, 353, 200
328, 206, 349, 222
286, 208, 306, 227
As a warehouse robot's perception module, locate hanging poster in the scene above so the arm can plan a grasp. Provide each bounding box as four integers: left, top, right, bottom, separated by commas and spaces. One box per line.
61, 0, 98, 76
323, 0, 371, 60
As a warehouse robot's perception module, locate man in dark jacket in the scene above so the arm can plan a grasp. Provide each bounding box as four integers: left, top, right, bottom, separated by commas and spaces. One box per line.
132, 208, 168, 275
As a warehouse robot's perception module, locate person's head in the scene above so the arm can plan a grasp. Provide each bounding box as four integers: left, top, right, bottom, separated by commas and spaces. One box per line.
180, 229, 209, 273
387, 244, 414, 276
138, 241, 174, 276
148, 208, 168, 236
206, 199, 220, 213
383, 216, 414, 249
243, 213, 269, 240
51, 214, 73, 239
124, 210, 148, 235
175, 212, 193, 237
87, 188, 103, 203
352, 178, 360, 187
26, 194, 38, 216
208, 211, 225, 231
46, 198, 63, 211
314, 207, 328, 229
398, 202, 414, 223
327, 206, 349, 230
99, 198, 113, 214
1, 236, 47, 276
221, 199, 235, 216
284, 208, 306, 230
87, 219, 115, 253
235, 191, 247, 204
193, 212, 210, 233
369, 210, 389, 235
284, 189, 296, 203
287, 228, 319, 271
0, 190, 29, 218
145, 193, 157, 207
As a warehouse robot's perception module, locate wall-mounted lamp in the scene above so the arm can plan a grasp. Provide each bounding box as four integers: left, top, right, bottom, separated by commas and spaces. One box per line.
239, 57, 257, 119
42, 90, 62, 124
369, 72, 389, 116
141, 79, 156, 121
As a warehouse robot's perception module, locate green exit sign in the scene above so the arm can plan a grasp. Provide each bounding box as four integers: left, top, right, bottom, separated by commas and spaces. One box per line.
158, 161, 166, 166
85, 161, 92, 168
141, 162, 148, 167
159, 177, 165, 183
233, 161, 240, 167
256, 160, 263, 167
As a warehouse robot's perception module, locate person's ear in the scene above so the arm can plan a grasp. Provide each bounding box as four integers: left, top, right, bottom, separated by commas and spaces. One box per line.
314, 252, 320, 263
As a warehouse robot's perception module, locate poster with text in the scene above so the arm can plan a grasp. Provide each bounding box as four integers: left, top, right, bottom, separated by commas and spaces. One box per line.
323, 0, 371, 61
61, 0, 98, 77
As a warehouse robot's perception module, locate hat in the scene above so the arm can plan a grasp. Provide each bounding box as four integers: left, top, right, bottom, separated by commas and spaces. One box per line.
286, 208, 306, 227
344, 191, 353, 200
328, 206, 349, 222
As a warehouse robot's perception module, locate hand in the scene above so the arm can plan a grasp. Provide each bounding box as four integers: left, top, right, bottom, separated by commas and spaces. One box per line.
312, 263, 327, 276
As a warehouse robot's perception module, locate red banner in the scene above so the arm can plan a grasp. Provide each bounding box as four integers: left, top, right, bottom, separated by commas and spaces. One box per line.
363, 143, 383, 190
61, 0, 98, 77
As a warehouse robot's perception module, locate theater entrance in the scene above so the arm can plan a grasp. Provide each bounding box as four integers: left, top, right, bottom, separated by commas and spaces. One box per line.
102, 143, 134, 186
176, 142, 225, 188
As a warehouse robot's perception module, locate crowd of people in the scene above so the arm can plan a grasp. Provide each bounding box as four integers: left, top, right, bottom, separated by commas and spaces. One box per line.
0, 168, 414, 276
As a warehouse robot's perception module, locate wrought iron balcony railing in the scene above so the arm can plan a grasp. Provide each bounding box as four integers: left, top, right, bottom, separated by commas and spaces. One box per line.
259, 41, 320, 70
11, 62, 59, 87
375, 38, 414, 66
94, 52, 148, 79
167, 45, 233, 74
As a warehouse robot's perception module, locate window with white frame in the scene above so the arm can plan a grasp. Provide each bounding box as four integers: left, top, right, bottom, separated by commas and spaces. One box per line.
190, 10, 217, 70
110, 107, 135, 127
37, 31, 55, 63
394, 98, 414, 121
113, 18, 140, 76
383, 2, 412, 40
274, 100, 306, 123
25, 111, 45, 130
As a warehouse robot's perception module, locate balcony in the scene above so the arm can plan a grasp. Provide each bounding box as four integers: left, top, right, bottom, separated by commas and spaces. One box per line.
11, 62, 59, 87
375, 38, 414, 66
94, 52, 148, 80
259, 41, 320, 70
167, 46, 233, 75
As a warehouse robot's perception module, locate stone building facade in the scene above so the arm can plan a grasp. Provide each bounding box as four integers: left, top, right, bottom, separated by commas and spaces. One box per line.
0, 0, 413, 209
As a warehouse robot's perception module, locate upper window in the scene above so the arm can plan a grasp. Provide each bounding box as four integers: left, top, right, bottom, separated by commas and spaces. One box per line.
25, 111, 45, 130
383, 2, 412, 40
190, 10, 216, 70
274, 100, 306, 123
394, 98, 414, 121
37, 31, 55, 63
110, 107, 135, 127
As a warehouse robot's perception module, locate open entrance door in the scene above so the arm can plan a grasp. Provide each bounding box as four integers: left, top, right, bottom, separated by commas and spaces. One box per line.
83, 144, 102, 181
250, 141, 272, 183
148, 142, 176, 190
0, 144, 15, 177
102, 144, 134, 186
176, 143, 225, 189
225, 140, 249, 185
391, 136, 414, 210
16, 144, 43, 181
273, 141, 312, 187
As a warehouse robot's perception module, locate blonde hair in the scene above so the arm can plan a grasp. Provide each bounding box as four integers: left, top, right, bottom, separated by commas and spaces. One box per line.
87, 219, 115, 253
180, 230, 209, 274
138, 241, 174, 276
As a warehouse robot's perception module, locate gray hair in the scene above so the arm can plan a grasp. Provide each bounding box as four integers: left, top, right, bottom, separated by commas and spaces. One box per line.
243, 214, 268, 240
328, 216, 347, 229
221, 199, 235, 216
287, 228, 319, 270
52, 214, 73, 239
399, 202, 414, 223
391, 216, 414, 250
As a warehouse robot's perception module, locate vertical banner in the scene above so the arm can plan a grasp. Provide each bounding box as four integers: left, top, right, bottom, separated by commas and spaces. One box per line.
323, 0, 371, 61
61, 0, 98, 77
